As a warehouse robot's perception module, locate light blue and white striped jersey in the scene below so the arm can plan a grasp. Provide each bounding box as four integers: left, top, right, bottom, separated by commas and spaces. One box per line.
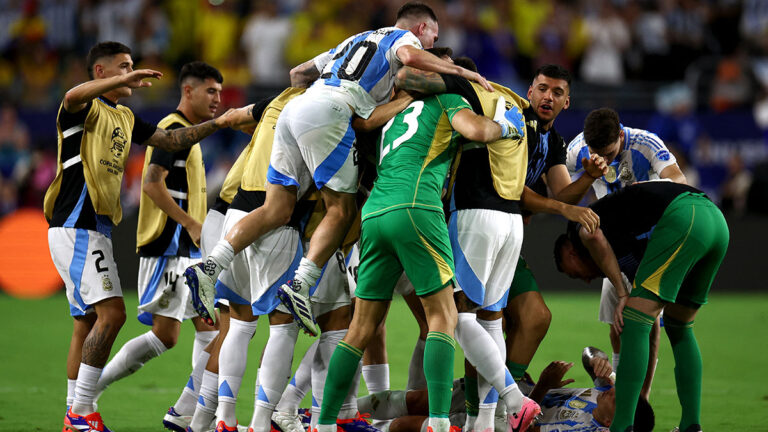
309, 27, 422, 119
566, 126, 677, 198
537, 387, 611, 432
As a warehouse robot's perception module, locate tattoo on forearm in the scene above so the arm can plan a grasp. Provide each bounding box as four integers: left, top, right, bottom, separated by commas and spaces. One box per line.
399, 68, 447, 95
149, 120, 219, 152
81, 323, 116, 367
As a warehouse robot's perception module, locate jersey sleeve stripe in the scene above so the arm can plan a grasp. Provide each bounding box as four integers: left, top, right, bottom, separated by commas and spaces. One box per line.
62, 124, 84, 138
62, 155, 82, 169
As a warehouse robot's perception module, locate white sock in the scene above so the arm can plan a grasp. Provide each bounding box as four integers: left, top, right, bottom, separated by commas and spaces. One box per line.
190, 370, 218, 432
294, 257, 322, 291
192, 330, 217, 368
317, 425, 336, 432
455, 313, 523, 415
311, 329, 349, 426
357, 390, 408, 419
463, 415, 476, 432
207, 240, 236, 281
72, 363, 102, 415
173, 350, 211, 416
96, 330, 167, 393
67, 378, 77, 407
476, 318, 504, 431
250, 323, 299, 432
428, 417, 450, 432
362, 363, 390, 394
276, 340, 317, 414
407, 338, 426, 390
612, 352, 621, 371
218, 318, 259, 427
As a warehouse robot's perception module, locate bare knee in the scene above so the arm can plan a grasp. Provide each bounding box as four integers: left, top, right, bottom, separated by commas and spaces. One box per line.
97, 303, 126, 331
526, 303, 551, 337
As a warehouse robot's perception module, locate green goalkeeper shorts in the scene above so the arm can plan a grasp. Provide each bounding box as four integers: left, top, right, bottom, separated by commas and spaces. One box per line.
356, 208, 455, 301
632, 192, 729, 306
507, 256, 540, 299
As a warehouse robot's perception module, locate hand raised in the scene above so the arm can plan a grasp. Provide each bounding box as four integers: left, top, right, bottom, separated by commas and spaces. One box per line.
121, 69, 163, 89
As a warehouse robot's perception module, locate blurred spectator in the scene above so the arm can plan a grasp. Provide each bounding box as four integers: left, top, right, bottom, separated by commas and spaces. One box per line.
710, 52, 755, 112
629, 1, 670, 81
17, 40, 58, 108
740, 0, 768, 53
92, 0, 143, 49
720, 154, 753, 215
0, 1, 23, 53
241, 0, 292, 85
579, 0, 630, 85
40, 0, 78, 52
649, 83, 700, 158
285, 1, 353, 68
135, 1, 170, 58
0, 104, 30, 181
666, 0, 708, 79
196, 0, 240, 65
509, 0, 553, 78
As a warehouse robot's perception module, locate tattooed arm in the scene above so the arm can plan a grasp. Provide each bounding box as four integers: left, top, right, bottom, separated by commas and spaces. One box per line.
394, 66, 448, 95
143, 108, 235, 152
290, 59, 321, 88
143, 163, 202, 245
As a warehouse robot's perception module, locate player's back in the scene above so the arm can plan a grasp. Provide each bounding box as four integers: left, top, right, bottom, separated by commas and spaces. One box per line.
311, 26, 422, 119
363, 93, 469, 220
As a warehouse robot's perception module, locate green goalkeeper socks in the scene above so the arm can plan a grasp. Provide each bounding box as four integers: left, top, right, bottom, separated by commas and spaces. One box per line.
424, 332, 456, 419
611, 307, 654, 432
664, 316, 702, 431
318, 341, 363, 425
464, 374, 479, 417
506, 360, 529, 381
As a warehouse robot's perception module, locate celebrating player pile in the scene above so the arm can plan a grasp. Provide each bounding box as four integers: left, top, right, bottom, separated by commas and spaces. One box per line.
44, 3, 728, 432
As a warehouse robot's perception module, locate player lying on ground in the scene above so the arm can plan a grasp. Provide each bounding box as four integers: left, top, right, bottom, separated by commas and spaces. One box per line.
355, 346, 654, 432
554, 181, 728, 432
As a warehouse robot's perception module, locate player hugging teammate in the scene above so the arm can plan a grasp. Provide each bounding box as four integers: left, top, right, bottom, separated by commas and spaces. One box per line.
48, 3, 726, 432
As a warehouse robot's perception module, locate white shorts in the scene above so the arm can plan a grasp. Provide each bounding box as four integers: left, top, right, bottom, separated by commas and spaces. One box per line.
448, 209, 523, 311
311, 249, 351, 317
268, 92, 358, 196
137, 256, 198, 324
345, 243, 415, 299
598, 274, 632, 324
48, 227, 123, 317
215, 209, 302, 315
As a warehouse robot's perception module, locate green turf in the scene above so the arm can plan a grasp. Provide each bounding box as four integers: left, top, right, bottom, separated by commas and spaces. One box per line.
1, 292, 765, 431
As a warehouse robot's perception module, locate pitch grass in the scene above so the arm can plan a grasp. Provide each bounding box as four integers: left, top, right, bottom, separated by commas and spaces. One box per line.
1, 292, 765, 431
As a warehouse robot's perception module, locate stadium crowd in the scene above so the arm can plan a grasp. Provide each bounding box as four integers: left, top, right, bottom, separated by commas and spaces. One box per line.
1, 0, 768, 219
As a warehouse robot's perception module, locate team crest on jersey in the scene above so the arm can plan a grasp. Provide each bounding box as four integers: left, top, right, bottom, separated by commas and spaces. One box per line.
619, 161, 634, 183
102, 275, 113, 291
110, 127, 127, 158
568, 399, 588, 410
159, 293, 170, 309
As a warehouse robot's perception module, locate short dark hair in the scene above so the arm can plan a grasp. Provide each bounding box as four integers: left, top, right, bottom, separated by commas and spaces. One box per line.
426, 47, 453, 59
396, 2, 438, 23
633, 397, 655, 432
583, 108, 621, 150
453, 56, 478, 73
533, 64, 571, 88
179, 61, 224, 87
86, 41, 131, 80
553, 233, 569, 273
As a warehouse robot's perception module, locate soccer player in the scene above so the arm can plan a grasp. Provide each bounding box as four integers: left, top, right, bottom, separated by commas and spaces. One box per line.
394, 60, 602, 432
185, 2, 493, 337
93, 60, 223, 405
45, 41, 236, 432
314, 82, 526, 432
554, 181, 729, 432
566, 108, 687, 397
357, 347, 655, 432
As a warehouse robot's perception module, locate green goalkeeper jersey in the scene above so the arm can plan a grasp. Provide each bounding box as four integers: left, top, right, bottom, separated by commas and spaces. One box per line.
362, 93, 471, 221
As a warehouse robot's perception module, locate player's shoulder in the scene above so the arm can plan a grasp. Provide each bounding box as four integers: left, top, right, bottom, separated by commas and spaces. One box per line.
625, 126, 666, 150
566, 132, 587, 152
